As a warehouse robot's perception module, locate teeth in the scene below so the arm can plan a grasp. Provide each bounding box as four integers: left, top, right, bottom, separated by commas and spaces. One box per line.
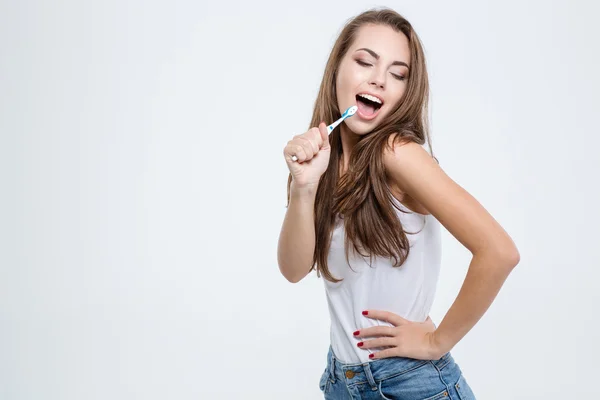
357, 93, 382, 104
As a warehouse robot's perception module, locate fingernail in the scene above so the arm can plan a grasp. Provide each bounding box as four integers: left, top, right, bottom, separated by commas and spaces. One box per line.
369, 354, 374, 359
357, 342, 363, 347
353, 330, 360, 336
362, 311, 368, 316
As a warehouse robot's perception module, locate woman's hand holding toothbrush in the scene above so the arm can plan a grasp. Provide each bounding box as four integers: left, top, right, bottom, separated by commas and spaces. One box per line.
283, 105, 357, 189
283, 122, 331, 188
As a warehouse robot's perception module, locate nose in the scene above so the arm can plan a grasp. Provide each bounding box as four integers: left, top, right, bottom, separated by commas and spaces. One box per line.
369, 68, 385, 89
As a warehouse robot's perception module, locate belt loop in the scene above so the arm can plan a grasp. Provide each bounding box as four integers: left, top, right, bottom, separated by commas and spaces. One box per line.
362, 362, 377, 391
329, 349, 337, 383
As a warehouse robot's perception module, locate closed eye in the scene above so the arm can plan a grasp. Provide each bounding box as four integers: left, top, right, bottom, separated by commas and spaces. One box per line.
356, 60, 405, 81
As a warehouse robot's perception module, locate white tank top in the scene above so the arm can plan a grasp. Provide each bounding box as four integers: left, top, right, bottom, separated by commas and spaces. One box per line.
322, 195, 442, 364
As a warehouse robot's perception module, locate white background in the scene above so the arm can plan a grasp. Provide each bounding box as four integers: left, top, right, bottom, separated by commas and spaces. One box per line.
1, 0, 599, 398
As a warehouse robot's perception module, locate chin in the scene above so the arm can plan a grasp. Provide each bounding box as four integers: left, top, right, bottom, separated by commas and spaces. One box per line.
344, 118, 379, 136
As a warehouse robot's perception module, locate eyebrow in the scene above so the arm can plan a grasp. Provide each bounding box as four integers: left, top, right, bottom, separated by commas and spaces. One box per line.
355, 48, 409, 69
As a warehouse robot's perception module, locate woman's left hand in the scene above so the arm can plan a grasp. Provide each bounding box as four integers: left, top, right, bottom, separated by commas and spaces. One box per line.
354, 310, 446, 361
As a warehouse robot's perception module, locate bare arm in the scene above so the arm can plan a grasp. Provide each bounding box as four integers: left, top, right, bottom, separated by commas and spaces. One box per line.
383, 139, 520, 354
277, 182, 318, 283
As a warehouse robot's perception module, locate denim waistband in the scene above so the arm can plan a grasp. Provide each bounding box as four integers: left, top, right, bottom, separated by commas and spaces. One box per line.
323, 345, 453, 391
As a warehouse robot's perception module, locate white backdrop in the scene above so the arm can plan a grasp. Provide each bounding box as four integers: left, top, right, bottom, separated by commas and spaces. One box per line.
1, 0, 599, 398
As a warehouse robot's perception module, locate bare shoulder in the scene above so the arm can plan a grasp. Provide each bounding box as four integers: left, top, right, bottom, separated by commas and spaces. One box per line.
382, 135, 437, 200
382, 135, 519, 260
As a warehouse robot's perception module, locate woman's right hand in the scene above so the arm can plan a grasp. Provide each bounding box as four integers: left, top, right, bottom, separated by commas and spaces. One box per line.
283, 122, 331, 188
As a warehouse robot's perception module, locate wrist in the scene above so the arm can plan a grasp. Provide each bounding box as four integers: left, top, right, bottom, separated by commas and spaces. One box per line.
290, 180, 319, 197
431, 329, 453, 358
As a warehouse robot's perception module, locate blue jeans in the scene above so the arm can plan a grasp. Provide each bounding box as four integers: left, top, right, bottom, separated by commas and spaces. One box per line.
319, 345, 476, 399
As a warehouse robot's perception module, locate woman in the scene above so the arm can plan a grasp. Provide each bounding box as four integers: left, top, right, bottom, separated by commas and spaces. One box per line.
277, 7, 519, 399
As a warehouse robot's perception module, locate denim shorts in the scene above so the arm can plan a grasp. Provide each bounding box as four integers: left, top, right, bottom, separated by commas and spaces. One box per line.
319, 345, 476, 399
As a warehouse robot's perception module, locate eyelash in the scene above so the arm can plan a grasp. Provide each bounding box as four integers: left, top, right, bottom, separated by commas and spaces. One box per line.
356, 60, 405, 81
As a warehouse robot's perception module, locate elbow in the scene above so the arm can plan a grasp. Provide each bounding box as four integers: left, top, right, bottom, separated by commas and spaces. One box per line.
283, 272, 304, 284
506, 247, 520, 269
476, 242, 520, 271
278, 263, 304, 284
488, 232, 521, 270
277, 250, 311, 283
502, 236, 521, 268
495, 244, 521, 270
511, 247, 521, 268
286, 275, 302, 284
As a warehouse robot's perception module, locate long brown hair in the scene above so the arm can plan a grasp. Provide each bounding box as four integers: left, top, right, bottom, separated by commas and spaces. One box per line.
286, 7, 437, 283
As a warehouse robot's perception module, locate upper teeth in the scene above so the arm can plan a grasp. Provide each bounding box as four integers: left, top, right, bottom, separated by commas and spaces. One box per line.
358, 93, 382, 104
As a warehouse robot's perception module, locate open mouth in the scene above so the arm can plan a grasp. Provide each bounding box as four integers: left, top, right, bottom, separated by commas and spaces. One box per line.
355, 94, 383, 118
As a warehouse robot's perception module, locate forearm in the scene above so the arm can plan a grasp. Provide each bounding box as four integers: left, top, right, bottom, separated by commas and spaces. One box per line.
433, 250, 519, 354
277, 182, 318, 283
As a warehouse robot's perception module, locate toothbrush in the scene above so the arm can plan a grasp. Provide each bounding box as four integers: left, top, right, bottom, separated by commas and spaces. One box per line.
291, 105, 358, 162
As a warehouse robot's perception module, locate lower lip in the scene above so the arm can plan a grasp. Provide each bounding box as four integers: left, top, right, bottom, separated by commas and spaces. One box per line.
355, 104, 382, 121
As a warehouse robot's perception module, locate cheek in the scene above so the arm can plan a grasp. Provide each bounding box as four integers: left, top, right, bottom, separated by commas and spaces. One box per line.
336, 77, 356, 102
389, 87, 407, 107
338, 64, 362, 87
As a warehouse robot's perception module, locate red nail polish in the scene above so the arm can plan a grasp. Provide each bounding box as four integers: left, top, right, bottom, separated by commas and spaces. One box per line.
369, 354, 374, 359
362, 311, 368, 316
353, 330, 360, 336
357, 342, 363, 347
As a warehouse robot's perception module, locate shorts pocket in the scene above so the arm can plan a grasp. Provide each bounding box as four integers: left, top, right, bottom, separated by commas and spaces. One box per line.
379, 383, 449, 400
423, 389, 452, 400
455, 372, 476, 399
377, 362, 448, 400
